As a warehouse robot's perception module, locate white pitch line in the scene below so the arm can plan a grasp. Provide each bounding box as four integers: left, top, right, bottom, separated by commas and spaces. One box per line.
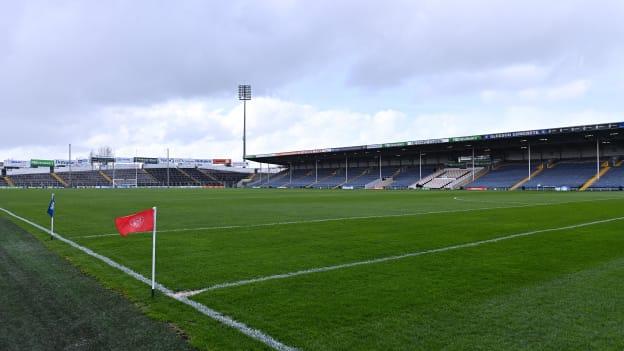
78, 196, 624, 239
452, 196, 531, 205
0, 207, 297, 351
78, 205, 520, 239
174, 215, 624, 298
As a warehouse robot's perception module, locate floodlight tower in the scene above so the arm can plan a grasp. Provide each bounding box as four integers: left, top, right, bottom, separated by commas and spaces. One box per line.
238, 84, 252, 163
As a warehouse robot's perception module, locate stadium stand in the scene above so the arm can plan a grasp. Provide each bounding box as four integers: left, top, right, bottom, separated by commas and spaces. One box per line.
342, 167, 376, 188
523, 161, 598, 189
55, 170, 111, 187
286, 169, 316, 188
589, 163, 623, 189
262, 170, 290, 187
274, 169, 315, 188
145, 168, 197, 186
102, 169, 161, 187
246, 176, 264, 187
4, 122, 622, 190
390, 166, 436, 189
344, 168, 376, 188
10, 173, 64, 187
180, 168, 223, 186
195, 168, 248, 187
311, 168, 345, 189
466, 163, 537, 189
417, 168, 482, 189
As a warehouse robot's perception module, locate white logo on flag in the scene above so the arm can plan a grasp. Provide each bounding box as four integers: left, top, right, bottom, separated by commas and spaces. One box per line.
129, 216, 144, 229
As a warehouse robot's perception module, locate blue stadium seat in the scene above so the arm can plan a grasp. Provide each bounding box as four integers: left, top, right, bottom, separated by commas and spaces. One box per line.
466, 163, 534, 189
591, 165, 624, 188
523, 161, 598, 189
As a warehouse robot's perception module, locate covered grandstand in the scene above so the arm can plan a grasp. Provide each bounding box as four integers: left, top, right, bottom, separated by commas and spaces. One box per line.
0, 157, 251, 188
246, 122, 624, 191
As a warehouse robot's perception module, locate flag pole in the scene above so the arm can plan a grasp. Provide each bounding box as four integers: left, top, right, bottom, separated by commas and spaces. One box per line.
151, 206, 157, 298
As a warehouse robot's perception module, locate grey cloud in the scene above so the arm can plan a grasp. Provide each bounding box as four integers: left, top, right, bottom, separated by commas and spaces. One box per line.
345, 1, 624, 88
1, 0, 623, 156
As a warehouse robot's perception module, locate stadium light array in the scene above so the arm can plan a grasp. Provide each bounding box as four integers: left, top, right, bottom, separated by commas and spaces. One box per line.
238, 84, 252, 162
238, 85, 251, 100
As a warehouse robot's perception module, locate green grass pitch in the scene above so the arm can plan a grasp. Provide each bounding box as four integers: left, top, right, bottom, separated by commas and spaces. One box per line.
1, 188, 624, 350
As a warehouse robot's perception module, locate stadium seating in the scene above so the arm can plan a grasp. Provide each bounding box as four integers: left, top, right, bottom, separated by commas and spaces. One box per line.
246, 175, 265, 187
103, 168, 161, 186
145, 168, 197, 186
0, 177, 7, 187
281, 169, 315, 188
390, 166, 436, 189
523, 161, 598, 189
423, 177, 455, 189
590, 165, 624, 189
342, 167, 376, 188
466, 163, 535, 189
10, 173, 64, 187
198, 168, 248, 187
310, 168, 345, 188
262, 169, 290, 188
419, 168, 474, 189
55, 170, 110, 187
180, 168, 223, 186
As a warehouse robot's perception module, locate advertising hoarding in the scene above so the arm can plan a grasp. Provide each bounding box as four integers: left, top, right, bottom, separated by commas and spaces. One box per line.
30, 159, 55, 167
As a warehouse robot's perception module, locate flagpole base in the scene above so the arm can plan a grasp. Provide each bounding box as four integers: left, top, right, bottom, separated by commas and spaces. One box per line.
151, 288, 155, 298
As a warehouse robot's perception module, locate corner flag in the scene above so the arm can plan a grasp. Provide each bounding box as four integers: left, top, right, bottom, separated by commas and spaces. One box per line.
114, 208, 154, 236
47, 194, 55, 217
47, 193, 55, 240
115, 207, 158, 297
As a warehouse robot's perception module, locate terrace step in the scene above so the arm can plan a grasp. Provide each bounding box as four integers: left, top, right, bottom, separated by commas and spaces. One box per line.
579, 165, 611, 191
142, 169, 160, 184
391, 167, 402, 177
198, 169, 225, 186
286, 170, 314, 188
238, 173, 257, 187
366, 177, 394, 189
178, 168, 201, 185
409, 168, 446, 188
264, 170, 289, 186
510, 163, 544, 190
451, 167, 487, 189
309, 169, 338, 188
337, 168, 370, 189
3, 176, 15, 187
99, 170, 113, 184
51, 173, 68, 187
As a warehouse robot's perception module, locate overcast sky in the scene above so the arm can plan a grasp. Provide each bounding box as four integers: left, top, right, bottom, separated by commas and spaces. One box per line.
2, 0, 623, 162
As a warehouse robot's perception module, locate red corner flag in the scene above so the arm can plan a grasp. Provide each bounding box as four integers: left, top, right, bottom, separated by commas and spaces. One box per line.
115, 208, 154, 236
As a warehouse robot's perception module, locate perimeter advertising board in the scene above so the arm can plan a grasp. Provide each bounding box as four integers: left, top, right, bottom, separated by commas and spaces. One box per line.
30, 159, 54, 168
3, 160, 30, 168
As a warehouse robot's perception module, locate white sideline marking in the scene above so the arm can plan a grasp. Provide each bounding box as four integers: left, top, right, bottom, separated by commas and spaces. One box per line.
79, 196, 624, 239
0, 208, 297, 351
452, 196, 531, 205
175, 215, 624, 298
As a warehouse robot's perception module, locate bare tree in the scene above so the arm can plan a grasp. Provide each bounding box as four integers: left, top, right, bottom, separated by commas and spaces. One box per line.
97, 146, 114, 157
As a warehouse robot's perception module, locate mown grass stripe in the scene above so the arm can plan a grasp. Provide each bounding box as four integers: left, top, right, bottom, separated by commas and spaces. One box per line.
77, 196, 624, 239
175, 215, 624, 297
